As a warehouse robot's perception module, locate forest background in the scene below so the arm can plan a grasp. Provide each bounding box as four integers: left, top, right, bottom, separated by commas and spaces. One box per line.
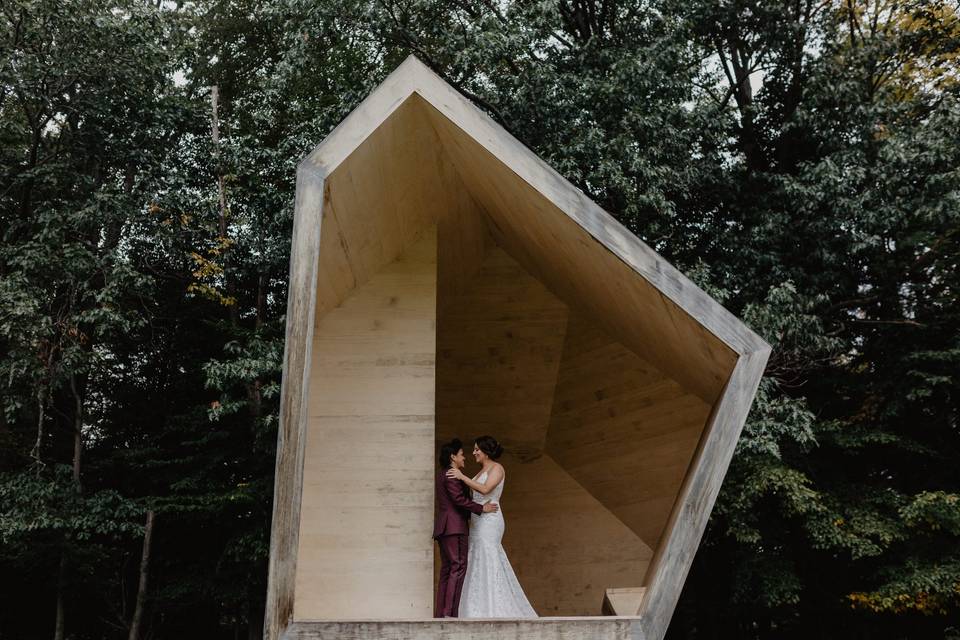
1, 0, 958, 638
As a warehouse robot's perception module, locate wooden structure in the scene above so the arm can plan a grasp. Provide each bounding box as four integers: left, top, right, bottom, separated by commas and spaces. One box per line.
265, 56, 771, 640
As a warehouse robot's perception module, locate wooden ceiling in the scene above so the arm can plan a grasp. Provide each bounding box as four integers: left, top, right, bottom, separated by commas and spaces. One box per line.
316, 93, 738, 406
310, 89, 739, 560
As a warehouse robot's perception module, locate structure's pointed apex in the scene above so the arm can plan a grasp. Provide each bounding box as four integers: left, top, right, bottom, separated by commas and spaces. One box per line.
398, 52, 431, 72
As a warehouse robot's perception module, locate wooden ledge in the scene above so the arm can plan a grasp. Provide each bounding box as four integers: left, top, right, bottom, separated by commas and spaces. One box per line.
602, 587, 648, 616
283, 617, 644, 640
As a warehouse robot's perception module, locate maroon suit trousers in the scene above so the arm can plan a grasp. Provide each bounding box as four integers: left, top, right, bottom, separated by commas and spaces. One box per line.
435, 533, 468, 617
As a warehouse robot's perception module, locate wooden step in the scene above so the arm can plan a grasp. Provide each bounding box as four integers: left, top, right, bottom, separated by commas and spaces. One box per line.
601, 587, 646, 616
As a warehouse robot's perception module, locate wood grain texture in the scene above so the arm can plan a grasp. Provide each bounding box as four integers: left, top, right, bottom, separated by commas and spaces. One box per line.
435, 128, 493, 307
435, 249, 653, 616
399, 57, 767, 358
265, 166, 325, 640
282, 618, 643, 640
294, 229, 438, 620
602, 588, 647, 617
437, 247, 568, 461
314, 97, 473, 319
502, 454, 653, 617
419, 101, 734, 406
638, 347, 771, 640
545, 314, 712, 549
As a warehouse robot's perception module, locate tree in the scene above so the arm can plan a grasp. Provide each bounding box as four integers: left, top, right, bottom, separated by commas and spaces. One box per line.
2, 0, 957, 638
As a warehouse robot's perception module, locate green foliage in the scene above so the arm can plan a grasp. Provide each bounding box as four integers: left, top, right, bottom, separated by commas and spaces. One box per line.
0, 466, 142, 543
1, 0, 958, 638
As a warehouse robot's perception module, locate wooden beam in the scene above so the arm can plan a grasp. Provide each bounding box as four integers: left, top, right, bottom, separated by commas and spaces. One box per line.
638, 347, 770, 640
265, 166, 325, 640
281, 618, 641, 640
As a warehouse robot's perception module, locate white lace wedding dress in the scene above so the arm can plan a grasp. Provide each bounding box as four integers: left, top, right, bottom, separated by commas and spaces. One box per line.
458, 469, 537, 618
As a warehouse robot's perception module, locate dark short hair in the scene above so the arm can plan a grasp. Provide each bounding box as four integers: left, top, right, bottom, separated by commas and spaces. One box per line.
439, 438, 463, 469
475, 435, 504, 460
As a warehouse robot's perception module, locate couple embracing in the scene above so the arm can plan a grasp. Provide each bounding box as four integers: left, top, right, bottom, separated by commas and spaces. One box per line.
433, 435, 537, 619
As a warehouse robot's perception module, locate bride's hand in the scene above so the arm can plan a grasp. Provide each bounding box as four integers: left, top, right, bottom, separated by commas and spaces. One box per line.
446, 467, 465, 480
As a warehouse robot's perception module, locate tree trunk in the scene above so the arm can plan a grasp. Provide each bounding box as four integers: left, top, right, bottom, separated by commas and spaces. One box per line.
31, 348, 56, 465
69, 374, 83, 489
128, 510, 155, 640
53, 553, 66, 640
53, 374, 86, 640
31, 386, 46, 465
211, 85, 228, 241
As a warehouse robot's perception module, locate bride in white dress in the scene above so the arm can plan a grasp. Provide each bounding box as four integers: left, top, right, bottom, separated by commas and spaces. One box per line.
445, 435, 537, 618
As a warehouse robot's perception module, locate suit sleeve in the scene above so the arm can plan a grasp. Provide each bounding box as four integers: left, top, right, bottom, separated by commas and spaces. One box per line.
444, 475, 483, 515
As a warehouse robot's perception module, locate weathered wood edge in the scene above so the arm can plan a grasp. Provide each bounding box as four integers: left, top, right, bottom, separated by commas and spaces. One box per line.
300, 60, 419, 176
264, 166, 326, 640
637, 346, 771, 640
299, 55, 768, 358
282, 618, 645, 640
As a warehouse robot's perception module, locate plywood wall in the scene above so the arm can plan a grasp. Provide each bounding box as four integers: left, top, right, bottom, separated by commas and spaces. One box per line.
435, 246, 653, 616
437, 247, 568, 461
313, 96, 476, 322
420, 99, 737, 406
503, 454, 653, 616
545, 314, 712, 549
294, 228, 438, 620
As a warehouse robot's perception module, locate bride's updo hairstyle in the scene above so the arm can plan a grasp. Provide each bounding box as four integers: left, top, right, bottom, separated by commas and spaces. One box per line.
475, 435, 504, 460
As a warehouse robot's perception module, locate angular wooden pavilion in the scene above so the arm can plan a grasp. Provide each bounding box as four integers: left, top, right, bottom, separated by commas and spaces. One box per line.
265, 55, 771, 640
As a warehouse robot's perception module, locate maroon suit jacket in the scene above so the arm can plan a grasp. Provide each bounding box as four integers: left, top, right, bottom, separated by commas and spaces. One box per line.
433, 468, 483, 539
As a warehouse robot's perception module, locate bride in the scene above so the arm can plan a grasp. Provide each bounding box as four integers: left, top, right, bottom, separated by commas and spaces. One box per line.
445, 435, 537, 618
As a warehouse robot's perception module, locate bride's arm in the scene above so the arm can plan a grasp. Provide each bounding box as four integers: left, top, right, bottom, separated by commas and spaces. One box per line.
448, 465, 503, 495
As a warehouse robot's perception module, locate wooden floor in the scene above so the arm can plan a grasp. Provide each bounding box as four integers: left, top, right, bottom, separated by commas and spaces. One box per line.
282, 618, 642, 640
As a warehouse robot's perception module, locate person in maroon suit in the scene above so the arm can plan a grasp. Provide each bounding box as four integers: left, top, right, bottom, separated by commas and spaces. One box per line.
434, 438, 498, 618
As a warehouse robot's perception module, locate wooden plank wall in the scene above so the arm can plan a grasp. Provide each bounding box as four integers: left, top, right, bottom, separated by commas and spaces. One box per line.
313, 95, 474, 321
294, 228, 438, 620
